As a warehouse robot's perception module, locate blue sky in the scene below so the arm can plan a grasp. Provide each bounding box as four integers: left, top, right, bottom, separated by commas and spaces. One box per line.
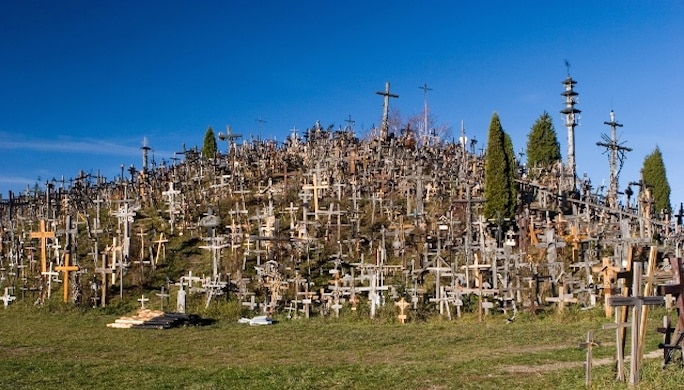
1, 1, 682, 205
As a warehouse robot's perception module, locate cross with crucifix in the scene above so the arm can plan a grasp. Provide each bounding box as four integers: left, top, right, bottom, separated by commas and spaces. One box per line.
30, 219, 55, 274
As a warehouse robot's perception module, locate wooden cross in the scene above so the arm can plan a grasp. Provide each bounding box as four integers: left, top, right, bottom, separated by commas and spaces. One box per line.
395, 297, 410, 324
55, 252, 79, 303
656, 315, 682, 367
348, 294, 359, 311
153, 232, 168, 266
545, 282, 578, 313
30, 219, 55, 274
658, 256, 684, 367
41, 261, 60, 300
94, 254, 113, 307
242, 295, 257, 311
376, 81, 399, 139
602, 288, 632, 382
302, 169, 329, 221
607, 261, 664, 385
592, 256, 621, 317
637, 246, 659, 363
155, 287, 170, 311
578, 330, 601, 387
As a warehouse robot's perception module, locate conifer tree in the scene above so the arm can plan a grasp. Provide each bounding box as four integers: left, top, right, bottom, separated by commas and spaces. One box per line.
202, 126, 217, 160
641, 146, 671, 213
484, 113, 517, 219
526, 111, 561, 176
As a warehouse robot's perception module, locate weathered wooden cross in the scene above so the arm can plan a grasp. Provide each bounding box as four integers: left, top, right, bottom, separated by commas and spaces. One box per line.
606, 261, 664, 385
578, 330, 601, 387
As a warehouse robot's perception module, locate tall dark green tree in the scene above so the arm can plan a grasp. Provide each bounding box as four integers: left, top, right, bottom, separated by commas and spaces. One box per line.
525, 111, 561, 175
484, 113, 517, 219
202, 126, 217, 160
641, 146, 671, 213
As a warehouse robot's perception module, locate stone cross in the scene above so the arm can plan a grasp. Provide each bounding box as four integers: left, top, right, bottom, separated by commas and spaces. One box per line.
30, 219, 55, 274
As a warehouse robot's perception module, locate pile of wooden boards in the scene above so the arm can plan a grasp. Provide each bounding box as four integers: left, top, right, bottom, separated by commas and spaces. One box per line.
107, 308, 203, 329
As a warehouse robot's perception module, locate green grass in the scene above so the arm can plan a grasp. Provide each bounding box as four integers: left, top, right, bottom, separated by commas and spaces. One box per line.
0, 304, 682, 389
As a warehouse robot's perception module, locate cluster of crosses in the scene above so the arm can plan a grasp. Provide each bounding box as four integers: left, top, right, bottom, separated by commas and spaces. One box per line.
0, 79, 683, 382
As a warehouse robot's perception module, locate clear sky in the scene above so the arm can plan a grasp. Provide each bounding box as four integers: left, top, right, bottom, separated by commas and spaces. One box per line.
1, 1, 682, 205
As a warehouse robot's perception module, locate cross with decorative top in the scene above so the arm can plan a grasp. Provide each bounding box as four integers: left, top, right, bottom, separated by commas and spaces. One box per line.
395, 297, 410, 324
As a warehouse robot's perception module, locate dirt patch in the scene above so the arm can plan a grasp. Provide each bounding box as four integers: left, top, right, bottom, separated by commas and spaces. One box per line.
501, 349, 662, 373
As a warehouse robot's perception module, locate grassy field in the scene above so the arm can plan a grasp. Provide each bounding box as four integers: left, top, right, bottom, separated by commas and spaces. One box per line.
0, 301, 683, 390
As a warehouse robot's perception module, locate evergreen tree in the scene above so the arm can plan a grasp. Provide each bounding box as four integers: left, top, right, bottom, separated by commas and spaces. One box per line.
503, 131, 517, 217
526, 111, 561, 175
641, 146, 671, 213
484, 113, 517, 219
202, 126, 217, 160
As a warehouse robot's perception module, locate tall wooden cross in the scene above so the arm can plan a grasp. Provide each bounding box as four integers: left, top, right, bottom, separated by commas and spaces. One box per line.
302, 169, 328, 221
55, 252, 79, 303
30, 219, 55, 274
607, 261, 664, 385
376, 82, 398, 139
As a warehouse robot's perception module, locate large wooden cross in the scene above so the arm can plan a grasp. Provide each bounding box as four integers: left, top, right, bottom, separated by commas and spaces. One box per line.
607, 261, 664, 385
302, 170, 328, 221
376, 82, 398, 139
592, 257, 621, 317
55, 253, 79, 303
30, 219, 55, 274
